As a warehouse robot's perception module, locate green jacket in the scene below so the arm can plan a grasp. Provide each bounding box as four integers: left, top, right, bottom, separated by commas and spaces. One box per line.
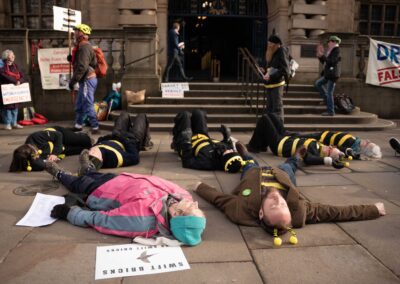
196, 167, 380, 228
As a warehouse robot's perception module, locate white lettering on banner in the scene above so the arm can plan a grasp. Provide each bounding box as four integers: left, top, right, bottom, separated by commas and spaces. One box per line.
1, 83, 31, 105
53, 6, 81, 32
95, 244, 190, 280
366, 38, 400, 89
161, 83, 189, 98
38, 48, 70, 90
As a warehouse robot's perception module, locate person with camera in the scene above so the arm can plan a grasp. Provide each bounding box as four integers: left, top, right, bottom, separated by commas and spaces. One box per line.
315, 35, 342, 116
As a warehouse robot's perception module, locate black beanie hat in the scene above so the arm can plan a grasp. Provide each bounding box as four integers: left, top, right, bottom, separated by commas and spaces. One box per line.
221, 152, 243, 173
268, 35, 282, 45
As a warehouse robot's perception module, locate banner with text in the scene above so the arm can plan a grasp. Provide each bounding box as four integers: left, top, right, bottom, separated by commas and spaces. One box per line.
38, 48, 70, 90
366, 38, 400, 89
1, 83, 31, 105
95, 244, 190, 280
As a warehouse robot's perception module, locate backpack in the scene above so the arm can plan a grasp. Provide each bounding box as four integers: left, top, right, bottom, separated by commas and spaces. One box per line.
334, 94, 355, 114
93, 47, 108, 78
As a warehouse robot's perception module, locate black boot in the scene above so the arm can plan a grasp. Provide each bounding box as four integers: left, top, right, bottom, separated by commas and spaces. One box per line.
220, 124, 232, 145
389, 138, 400, 155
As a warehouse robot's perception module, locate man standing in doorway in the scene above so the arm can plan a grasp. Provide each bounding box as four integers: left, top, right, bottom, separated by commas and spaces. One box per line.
163, 22, 192, 82
68, 24, 100, 134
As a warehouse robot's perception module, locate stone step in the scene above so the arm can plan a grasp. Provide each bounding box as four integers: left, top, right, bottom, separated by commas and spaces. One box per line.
109, 110, 377, 125
128, 104, 328, 114
181, 89, 320, 98
187, 82, 316, 92
146, 96, 323, 106
99, 118, 395, 132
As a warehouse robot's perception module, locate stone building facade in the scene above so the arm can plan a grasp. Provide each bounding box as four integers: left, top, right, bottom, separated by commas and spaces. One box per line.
0, 0, 399, 118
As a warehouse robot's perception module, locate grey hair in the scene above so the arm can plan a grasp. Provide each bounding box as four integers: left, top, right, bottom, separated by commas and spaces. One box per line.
361, 143, 382, 159
2, 49, 14, 60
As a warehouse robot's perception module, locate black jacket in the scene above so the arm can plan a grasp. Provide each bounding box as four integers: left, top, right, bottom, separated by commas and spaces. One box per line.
319, 46, 341, 81
0, 61, 28, 108
265, 47, 290, 85
167, 29, 182, 56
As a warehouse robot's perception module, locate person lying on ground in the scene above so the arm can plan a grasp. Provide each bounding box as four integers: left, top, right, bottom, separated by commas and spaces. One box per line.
44, 161, 206, 246
246, 113, 348, 168
195, 142, 385, 246
78, 111, 153, 175
171, 109, 243, 173
9, 126, 92, 172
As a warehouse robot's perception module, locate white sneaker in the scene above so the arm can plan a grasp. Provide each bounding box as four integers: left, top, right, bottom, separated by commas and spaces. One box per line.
4, 124, 11, 130
12, 124, 23, 129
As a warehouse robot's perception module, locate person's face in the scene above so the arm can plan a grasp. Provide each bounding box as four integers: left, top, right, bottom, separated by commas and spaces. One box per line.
7, 52, 15, 63
328, 40, 337, 48
259, 188, 291, 226
321, 145, 342, 160
169, 199, 204, 218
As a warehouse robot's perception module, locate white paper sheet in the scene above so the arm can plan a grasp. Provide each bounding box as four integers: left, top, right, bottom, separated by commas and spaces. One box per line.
16, 193, 65, 227
95, 244, 190, 280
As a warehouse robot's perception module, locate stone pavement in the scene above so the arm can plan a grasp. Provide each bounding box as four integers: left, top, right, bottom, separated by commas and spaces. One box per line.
0, 122, 399, 284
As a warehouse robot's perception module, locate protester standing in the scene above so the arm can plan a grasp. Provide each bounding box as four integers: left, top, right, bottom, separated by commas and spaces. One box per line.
0, 49, 27, 130
263, 35, 290, 124
315, 35, 342, 116
68, 24, 99, 134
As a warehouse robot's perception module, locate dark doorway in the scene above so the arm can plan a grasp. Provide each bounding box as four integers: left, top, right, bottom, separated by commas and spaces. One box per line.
168, 1, 267, 82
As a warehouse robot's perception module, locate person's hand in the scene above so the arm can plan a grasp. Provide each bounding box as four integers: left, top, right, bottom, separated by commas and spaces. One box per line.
67, 54, 72, 62
47, 154, 60, 162
316, 44, 324, 57
263, 73, 270, 81
375, 202, 386, 216
189, 182, 202, 192
50, 204, 71, 219
16, 81, 20, 85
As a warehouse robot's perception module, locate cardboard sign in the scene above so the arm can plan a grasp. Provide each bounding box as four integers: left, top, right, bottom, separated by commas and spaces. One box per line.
95, 244, 190, 280
53, 6, 81, 32
1, 83, 31, 105
161, 83, 189, 98
366, 38, 400, 89
38, 48, 70, 90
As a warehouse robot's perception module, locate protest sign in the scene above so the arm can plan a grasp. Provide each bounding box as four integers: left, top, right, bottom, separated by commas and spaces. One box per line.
1, 83, 31, 105
38, 48, 70, 90
95, 244, 190, 280
366, 38, 400, 89
161, 83, 189, 98
53, 6, 81, 32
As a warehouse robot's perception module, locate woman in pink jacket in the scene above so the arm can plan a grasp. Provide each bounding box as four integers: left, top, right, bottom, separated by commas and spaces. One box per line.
44, 161, 206, 246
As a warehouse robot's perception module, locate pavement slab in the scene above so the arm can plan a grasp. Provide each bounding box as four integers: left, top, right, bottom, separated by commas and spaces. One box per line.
296, 173, 355, 187
252, 245, 400, 284
338, 215, 400, 277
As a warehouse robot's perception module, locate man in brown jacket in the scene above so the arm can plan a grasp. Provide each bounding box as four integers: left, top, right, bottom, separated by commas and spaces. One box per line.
195, 143, 385, 244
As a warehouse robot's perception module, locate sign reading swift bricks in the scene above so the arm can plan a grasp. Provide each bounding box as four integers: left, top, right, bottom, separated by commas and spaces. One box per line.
95, 244, 190, 280
366, 38, 400, 89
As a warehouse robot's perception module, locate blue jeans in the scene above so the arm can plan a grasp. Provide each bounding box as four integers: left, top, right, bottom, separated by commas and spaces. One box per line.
241, 155, 298, 186
2, 108, 18, 126
315, 76, 335, 115
75, 77, 98, 128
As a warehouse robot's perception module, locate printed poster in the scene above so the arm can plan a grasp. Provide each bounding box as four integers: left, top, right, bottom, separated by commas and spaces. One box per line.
95, 244, 190, 280
1, 83, 31, 104
366, 38, 400, 89
38, 48, 71, 90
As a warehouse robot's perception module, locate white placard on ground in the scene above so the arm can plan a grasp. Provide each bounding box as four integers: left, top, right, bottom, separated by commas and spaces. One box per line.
1, 83, 31, 105
53, 6, 81, 32
95, 244, 190, 280
161, 82, 189, 98
16, 193, 65, 227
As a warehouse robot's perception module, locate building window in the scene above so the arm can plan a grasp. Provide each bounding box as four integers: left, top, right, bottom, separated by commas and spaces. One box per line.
359, 2, 400, 36
10, 0, 69, 29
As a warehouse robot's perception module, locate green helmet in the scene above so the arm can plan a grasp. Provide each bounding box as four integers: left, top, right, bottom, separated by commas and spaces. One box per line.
74, 24, 92, 35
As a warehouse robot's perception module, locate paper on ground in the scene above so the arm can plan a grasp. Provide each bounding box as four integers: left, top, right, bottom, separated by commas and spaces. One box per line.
96, 243, 190, 280
16, 193, 65, 227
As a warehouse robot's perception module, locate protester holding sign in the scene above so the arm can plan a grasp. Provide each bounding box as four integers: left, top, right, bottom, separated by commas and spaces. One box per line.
0, 49, 27, 130
44, 161, 206, 246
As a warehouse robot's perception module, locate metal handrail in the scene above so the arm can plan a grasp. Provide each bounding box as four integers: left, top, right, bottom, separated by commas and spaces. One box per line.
237, 47, 265, 118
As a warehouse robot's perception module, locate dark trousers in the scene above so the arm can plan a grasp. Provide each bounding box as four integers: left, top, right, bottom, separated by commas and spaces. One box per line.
164, 53, 187, 82
112, 111, 151, 150
59, 171, 116, 195
248, 113, 284, 152
53, 126, 92, 155
265, 85, 284, 123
